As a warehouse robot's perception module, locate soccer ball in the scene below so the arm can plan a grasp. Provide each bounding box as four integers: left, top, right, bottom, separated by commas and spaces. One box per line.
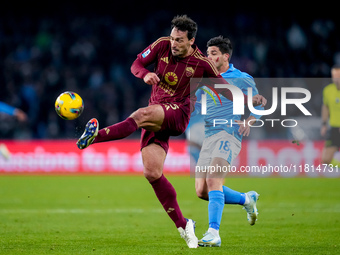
55, 91, 84, 120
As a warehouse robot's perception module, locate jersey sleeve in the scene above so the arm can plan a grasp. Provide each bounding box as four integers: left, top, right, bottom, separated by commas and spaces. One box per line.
0, 101, 16, 116
191, 88, 205, 117
131, 37, 168, 79
201, 59, 247, 104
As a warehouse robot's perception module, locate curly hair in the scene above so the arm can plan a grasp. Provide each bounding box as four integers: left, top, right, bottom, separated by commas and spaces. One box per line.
171, 15, 197, 40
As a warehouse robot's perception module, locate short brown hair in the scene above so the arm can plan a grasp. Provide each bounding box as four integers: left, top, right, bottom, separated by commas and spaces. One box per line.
171, 15, 197, 40
207, 35, 233, 61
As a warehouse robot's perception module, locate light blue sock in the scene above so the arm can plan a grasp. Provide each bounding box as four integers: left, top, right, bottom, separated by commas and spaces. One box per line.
208, 190, 225, 230
223, 186, 246, 205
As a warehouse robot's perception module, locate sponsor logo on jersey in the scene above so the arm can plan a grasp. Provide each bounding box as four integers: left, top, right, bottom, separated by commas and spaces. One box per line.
164, 72, 178, 86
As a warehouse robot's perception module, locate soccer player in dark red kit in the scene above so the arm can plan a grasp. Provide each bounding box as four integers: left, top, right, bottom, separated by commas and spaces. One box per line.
77, 15, 266, 248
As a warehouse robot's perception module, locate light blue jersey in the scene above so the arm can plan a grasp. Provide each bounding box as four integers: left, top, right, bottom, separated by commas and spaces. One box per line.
0, 101, 16, 116
193, 64, 263, 142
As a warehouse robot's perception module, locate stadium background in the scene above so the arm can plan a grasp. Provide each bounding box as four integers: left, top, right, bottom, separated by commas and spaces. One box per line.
1, 3, 339, 255
0, 2, 339, 175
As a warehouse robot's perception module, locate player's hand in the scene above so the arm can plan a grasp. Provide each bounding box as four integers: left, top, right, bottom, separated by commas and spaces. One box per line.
252, 94, 267, 107
143, 72, 160, 85
320, 125, 328, 137
235, 117, 256, 137
14, 109, 27, 122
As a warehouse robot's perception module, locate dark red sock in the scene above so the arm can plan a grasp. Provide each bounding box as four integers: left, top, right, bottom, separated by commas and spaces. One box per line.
150, 174, 187, 229
93, 117, 138, 144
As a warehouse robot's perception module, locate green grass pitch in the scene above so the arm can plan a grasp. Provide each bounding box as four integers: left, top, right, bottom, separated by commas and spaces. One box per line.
0, 175, 339, 254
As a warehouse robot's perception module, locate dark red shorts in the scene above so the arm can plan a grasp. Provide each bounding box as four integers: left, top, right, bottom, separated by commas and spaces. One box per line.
140, 103, 190, 153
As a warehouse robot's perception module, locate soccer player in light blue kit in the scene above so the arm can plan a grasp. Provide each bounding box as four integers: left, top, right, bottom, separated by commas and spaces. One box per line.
193, 36, 264, 247
0, 101, 27, 120
0, 101, 27, 159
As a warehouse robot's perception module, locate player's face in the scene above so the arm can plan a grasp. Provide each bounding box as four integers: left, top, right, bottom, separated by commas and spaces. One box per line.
331, 68, 340, 87
169, 28, 194, 58
207, 46, 226, 70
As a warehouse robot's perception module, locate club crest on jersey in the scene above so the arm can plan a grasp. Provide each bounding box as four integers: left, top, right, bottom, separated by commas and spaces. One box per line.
142, 49, 151, 58
185, 67, 194, 77
164, 72, 178, 86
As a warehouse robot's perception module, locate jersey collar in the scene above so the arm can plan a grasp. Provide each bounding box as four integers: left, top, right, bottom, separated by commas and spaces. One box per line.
220, 63, 235, 75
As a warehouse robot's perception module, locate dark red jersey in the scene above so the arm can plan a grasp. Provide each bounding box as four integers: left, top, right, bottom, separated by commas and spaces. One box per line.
131, 37, 237, 115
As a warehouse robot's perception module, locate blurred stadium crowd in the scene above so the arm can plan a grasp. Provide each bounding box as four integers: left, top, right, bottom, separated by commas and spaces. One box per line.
0, 6, 339, 140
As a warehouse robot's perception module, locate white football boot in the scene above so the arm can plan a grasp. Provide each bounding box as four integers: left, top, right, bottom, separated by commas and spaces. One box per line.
178, 219, 198, 248
243, 191, 259, 225
76, 118, 99, 149
198, 230, 221, 247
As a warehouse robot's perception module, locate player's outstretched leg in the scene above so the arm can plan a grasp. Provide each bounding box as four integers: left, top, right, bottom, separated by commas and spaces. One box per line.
77, 118, 99, 149
93, 117, 138, 144
243, 191, 260, 225
76, 117, 139, 150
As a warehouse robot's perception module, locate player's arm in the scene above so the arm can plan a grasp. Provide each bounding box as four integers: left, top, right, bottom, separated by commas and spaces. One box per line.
235, 116, 256, 137
240, 106, 263, 137
0, 101, 16, 116
321, 105, 329, 137
216, 76, 245, 103
206, 75, 245, 103
202, 60, 266, 106
216, 77, 266, 107
239, 101, 263, 137
131, 38, 166, 85
321, 87, 330, 137
235, 79, 264, 136
247, 79, 264, 119
131, 58, 160, 85
201, 58, 247, 103
0, 101, 27, 122
191, 88, 205, 117
321, 104, 329, 125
